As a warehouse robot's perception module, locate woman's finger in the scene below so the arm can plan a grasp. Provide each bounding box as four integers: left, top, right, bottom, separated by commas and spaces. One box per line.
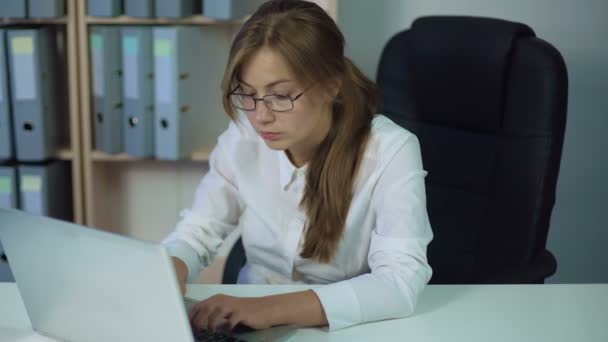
227, 312, 244, 332
190, 302, 212, 330
207, 306, 229, 333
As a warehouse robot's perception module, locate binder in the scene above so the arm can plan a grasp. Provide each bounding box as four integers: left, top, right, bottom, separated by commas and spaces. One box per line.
0, 165, 17, 209
122, 27, 154, 158
90, 26, 124, 154
0, 30, 14, 161
202, 0, 266, 20
155, 0, 196, 18
125, 0, 154, 18
0, 0, 27, 18
153, 26, 230, 160
87, 0, 121, 17
18, 161, 72, 220
7, 29, 62, 162
27, 0, 65, 18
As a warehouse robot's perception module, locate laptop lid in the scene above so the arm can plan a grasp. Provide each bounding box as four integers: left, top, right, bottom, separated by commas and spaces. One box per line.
0, 208, 194, 342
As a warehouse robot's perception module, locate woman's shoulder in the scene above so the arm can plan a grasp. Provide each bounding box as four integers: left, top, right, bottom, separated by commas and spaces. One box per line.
368, 114, 419, 157
353, 114, 422, 191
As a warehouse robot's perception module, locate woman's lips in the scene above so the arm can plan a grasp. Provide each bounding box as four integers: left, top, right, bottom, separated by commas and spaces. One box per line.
261, 132, 279, 141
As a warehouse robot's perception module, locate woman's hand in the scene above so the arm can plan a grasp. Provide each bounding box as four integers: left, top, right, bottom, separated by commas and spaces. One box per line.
189, 290, 328, 333
189, 294, 279, 333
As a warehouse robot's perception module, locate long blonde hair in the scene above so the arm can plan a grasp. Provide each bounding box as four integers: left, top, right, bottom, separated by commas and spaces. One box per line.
221, 0, 378, 263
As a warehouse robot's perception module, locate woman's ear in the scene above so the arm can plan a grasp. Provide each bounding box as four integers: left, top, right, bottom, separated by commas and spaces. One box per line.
325, 77, 342, 101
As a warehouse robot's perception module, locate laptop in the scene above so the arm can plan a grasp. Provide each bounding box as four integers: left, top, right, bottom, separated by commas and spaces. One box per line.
0, 208, 296, 342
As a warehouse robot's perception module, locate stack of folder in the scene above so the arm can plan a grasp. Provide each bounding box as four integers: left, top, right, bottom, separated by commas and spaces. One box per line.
0, 0, 271, 20
89, 0, 203, 18
90, 25, 230, 160
0, 0, 66, 18
0, 28, 73, 221
0, 162, 72, 220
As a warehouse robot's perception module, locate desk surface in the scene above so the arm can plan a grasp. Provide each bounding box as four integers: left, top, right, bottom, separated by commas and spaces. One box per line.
1, 283, 607, 342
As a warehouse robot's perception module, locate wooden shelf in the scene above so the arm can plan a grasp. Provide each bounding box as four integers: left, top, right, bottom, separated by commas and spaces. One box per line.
85, 14, 246, 26
0, 17, 68, 25
91, 144, 215, 162
56, 147, 74, 160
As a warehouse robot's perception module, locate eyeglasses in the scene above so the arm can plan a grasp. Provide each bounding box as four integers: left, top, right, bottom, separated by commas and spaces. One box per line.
229, 85, 312, 112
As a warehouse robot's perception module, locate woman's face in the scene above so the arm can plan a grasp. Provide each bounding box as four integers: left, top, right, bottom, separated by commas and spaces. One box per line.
237, 47, 333, 166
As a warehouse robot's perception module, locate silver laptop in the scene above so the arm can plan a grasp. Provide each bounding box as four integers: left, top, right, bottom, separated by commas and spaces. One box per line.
0, 208, 295, 342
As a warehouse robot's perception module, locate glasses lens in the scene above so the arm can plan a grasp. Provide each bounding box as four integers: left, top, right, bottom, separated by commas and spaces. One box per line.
231, 94, 255, 111
268, 95, 293, 112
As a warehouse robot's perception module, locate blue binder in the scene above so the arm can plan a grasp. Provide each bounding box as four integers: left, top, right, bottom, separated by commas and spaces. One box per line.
0, 165, 17, 209
7, 28, 61, 162
122, 27, 154, 158
203, 0, 265, 20
0, 30, 14, 161
0, 0, 27, 18
87, 0, 121, 17
155, 0, 196, 18
18, 161, 72, 220
90, 26, 124, 154
27, 0, 65, 18
153, 26, 230, 160
125, 0, 154, 18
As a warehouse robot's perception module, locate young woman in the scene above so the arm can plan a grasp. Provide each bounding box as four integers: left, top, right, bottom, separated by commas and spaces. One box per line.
163, 0, 433, 333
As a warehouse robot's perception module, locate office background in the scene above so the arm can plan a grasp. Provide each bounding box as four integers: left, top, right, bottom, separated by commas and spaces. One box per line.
1, 1, 605, 285
339, 0, 608, 283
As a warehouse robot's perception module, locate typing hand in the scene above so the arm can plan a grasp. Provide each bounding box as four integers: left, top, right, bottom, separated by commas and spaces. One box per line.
189, 294, 277, 333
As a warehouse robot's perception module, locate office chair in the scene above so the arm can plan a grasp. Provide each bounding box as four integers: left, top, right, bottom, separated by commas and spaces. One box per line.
376, 16, 568, 283
223, 16, 568, 285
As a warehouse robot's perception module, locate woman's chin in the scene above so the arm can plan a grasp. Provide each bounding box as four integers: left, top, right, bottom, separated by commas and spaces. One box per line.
263, 139, 289, 150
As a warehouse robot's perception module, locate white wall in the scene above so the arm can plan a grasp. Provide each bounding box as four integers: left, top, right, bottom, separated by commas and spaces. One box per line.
339, 0, 608, 283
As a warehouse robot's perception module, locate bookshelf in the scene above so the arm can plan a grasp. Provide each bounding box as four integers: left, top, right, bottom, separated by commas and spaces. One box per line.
0, 0, 84, 224
76, 4, 237, 237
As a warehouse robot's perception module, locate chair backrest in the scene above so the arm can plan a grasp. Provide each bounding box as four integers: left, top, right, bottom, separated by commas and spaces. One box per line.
377, 16, 568, 283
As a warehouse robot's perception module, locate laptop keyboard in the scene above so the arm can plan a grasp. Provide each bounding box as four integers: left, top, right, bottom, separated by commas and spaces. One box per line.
193, 329, 246, 342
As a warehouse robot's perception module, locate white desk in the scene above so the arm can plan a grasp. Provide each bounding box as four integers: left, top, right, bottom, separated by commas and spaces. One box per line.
1, 283, 607, 341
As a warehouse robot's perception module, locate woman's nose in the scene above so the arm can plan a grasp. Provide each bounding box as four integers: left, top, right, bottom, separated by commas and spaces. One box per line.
254, 101, 275, 123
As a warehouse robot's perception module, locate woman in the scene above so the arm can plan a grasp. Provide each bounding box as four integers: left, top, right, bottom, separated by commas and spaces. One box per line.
163, 0, 433, 333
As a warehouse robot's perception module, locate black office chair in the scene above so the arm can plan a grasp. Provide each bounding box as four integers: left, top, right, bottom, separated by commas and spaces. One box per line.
376, 16, 568, 283
223, 16, 568, 285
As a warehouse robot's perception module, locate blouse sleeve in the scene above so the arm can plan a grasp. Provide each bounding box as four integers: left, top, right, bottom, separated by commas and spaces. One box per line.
162, 122, 245, 282
312, 134, 433, 330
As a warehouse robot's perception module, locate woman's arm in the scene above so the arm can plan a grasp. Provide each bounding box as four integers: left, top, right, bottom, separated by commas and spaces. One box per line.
311, 135, 434, 330
163, 122, 245, 284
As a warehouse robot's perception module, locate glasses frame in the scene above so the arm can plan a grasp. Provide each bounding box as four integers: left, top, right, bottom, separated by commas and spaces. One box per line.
228, 84, 313, 113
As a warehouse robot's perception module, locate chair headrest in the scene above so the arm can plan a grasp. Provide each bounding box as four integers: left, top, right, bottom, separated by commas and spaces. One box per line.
379, 16, 536, 132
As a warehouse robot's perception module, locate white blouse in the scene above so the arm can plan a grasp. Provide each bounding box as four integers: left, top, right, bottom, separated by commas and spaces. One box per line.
162, 114, 433, 331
